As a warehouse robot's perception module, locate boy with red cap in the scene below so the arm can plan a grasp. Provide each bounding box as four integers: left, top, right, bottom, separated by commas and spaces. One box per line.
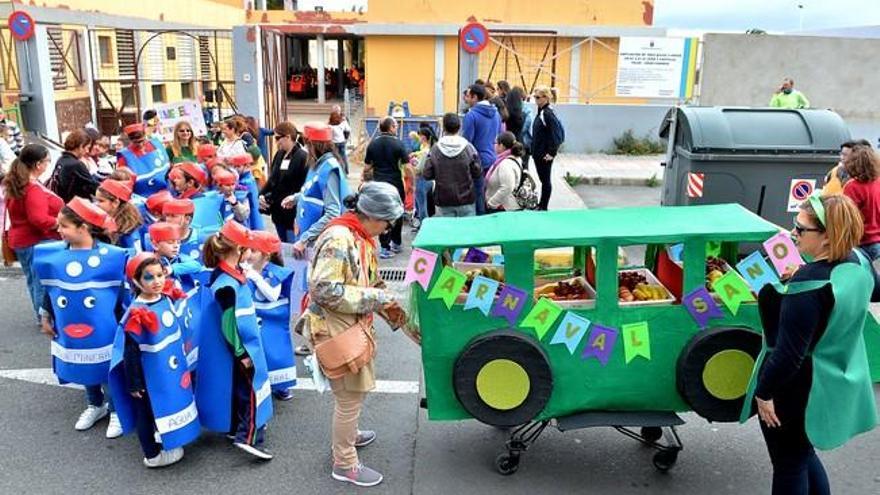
170, 161, 225, 234
197, 221, 274, 460
35, 197, 128, 438
227, 154, 264, 230
94, 179, 144, 251
117, 123, 171, 196
212, 166, 251, 225
161, 199, 209, 261
244, 230, 296, 401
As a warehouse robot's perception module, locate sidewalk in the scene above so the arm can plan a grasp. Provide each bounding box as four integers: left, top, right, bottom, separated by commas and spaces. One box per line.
554, 153, 664, 186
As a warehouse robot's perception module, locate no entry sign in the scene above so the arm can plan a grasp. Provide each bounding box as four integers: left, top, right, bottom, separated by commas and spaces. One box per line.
460, 22, 489, 54
8, 11, 35, 42
787, 178, 816, 212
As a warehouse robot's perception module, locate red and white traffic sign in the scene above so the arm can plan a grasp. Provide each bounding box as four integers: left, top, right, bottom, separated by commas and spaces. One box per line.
8, 11, 35, 42
686, 172, 704, 198
460, 22, 489, 54
787, 178, 816, 212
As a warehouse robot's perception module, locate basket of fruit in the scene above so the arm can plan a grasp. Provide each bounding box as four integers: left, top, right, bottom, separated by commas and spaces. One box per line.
618, 269, 675, 306
534, 276, 596, 308
705, 256, 734, 298
456, 265, 506, 303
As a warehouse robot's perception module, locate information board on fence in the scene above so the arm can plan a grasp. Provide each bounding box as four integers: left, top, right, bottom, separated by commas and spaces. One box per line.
615, 37, 695, 99
155, 99, 208, 143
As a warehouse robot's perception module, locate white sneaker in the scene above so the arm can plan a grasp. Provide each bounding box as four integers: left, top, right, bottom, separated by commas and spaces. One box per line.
143, 447, 184, 468
75, 404, 108, 431
106, 413, 123, 439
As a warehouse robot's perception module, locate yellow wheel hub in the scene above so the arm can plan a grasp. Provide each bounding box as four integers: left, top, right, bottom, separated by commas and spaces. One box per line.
702, 349, 755, 401
475, 359, 531, 410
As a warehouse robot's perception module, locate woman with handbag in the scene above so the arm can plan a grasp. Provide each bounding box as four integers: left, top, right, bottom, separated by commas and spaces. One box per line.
296, 181, 407, 487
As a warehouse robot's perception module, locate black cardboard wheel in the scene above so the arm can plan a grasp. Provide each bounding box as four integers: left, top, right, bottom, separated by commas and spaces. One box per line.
653, 450, 678, 472
453, 330, 553, 427
495, 452, 520, 475
676, 327, 762, 422
641, 426, 663, 443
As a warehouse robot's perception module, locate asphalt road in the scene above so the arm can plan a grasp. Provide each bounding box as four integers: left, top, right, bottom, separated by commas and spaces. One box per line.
2, 186, 880, 494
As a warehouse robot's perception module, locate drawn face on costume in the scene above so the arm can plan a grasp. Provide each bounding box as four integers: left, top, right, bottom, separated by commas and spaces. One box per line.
138, 263, 166, 296
94, 191, 119, 215
57, 215, 90, 245
792, 210, 829, 259
154, 239, 181, 259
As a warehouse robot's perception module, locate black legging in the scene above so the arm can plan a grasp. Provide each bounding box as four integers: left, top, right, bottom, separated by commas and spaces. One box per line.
379, 179, 405, 249
535, 155, 554, 211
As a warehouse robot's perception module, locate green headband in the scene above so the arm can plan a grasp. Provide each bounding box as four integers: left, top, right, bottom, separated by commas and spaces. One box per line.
808, 192, 826, 228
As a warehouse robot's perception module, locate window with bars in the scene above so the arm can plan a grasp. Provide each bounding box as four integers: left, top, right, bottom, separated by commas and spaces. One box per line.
199, 36, 212, 80
115, 29, 136, 78
47, 28, 67, 90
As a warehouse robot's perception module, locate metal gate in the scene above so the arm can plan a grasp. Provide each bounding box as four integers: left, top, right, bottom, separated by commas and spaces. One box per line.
479, 31, 557, 95
260, 28, 288, 133
89, 28, 237, 136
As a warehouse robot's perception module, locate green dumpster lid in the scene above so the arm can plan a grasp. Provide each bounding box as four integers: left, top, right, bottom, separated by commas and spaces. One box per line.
413, 204, 780, 249
675, 107, 850, 153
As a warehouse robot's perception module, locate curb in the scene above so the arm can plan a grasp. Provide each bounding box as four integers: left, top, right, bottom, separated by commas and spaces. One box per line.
0, 265, 23, 278
574, 176, 663, 187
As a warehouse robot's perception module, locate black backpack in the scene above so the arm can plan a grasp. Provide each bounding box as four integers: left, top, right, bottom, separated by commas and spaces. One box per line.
511, 158, 539, 210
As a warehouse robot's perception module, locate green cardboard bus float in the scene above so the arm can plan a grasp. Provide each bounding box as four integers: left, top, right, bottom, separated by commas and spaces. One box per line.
406, 204, 880, 475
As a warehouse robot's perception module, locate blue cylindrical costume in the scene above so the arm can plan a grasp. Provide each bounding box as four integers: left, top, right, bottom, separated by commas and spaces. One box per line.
109, 296, 201, 450
295, 153, 350, 242
250, 263, 297, 393
117, 137, 171, 196
34, 242, 127, 385
238, 170, 264, 230
191, 190, 225, 232
195, 271, 273, 433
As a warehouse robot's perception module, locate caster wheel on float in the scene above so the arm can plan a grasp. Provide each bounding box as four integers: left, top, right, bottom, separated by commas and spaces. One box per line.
495, 452, 520, 475
641, 426, 663, 443
652, 450, 678, 473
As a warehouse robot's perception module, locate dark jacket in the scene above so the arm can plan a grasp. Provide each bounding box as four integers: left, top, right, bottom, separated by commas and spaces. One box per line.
53, 151, 98, 203
260, 143, 308, 228
423, 135, 482, 207
365, 133, 408, 186
531, 104, 563, 160
462, 102, 501, 168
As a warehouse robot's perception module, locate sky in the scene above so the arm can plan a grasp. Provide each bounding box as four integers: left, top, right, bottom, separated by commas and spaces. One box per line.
653, 0, 880, 33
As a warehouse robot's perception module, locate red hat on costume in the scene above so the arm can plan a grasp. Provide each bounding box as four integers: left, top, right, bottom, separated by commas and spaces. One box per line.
196, 144, 217, 162
228, 154, 253, 167
66, 197, 117, 233
145, 190, 173, 217
148, 222, 182, 243
211, 166, 237, 187
125, 252, 159, 282
303, 122, 333, 142
247, 230, 281, 254
123, 123, 145, 136
178, 162, 207, 186
162, 198, 195, 216
98, 179, 132, 202
219, 220, 251, 247
168, 165, 184, 183
204, 157, 219, 172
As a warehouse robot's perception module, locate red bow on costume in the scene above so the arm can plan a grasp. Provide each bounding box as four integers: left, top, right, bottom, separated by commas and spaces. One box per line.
125, 307, 159, 336
162, 280, 188, 301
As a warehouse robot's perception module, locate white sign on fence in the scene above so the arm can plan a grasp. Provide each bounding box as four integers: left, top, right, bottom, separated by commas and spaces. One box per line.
615, 37, 688, 98
154, 99, 208, 143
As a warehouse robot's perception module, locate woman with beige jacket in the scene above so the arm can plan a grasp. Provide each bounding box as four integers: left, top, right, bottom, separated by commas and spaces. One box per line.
296, 181, 408, 487
485, 131, 525, 213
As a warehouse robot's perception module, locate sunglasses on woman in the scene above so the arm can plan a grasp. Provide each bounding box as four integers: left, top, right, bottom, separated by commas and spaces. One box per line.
275, 134, 288, 140
178, 128, 192, 134
793, 219, 824, 236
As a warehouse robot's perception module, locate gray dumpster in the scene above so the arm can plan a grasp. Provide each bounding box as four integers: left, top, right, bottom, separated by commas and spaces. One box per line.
659, 107, 849, 229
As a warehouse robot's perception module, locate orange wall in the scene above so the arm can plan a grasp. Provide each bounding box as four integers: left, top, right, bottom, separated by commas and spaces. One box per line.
364, 36, 437, 116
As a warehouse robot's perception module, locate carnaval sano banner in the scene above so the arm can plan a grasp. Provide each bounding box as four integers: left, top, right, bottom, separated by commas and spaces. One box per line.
615, 37, 698, 99
155, 100, 208, 143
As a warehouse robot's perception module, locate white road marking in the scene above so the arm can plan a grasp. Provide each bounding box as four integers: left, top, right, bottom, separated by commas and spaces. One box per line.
0, 368, 421, 395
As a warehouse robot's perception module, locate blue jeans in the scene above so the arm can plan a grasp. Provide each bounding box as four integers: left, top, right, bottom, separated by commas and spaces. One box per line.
14, 246, 43, 322
335, 142, 349, 175
414, 177, 432, 221
861, 242, 880, 261
436, 204, 476, 217
85, 384, 114, 411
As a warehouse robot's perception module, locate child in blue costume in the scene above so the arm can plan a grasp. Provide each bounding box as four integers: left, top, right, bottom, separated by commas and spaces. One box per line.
197, 221, 274, 460
211, 165, 251, 226
109, 253, 200, 468
148, 222, 206, 373
94, 178, 145, 252
244, 230, 297, 401
162, 198, 216, 261
169, 161, 225, 233
36, 197, 127, 437
228, 154, 265, 230
117, 123, 170, 196
138, 190, 173, 249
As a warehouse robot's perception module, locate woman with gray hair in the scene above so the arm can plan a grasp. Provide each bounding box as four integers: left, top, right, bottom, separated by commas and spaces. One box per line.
296, 181, 409, 487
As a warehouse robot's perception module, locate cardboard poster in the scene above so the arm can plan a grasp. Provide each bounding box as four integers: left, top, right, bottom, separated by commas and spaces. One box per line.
154, 99, 208, 143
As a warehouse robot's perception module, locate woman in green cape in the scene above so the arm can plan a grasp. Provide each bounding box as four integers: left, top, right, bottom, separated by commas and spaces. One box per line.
742, 193, 879, 494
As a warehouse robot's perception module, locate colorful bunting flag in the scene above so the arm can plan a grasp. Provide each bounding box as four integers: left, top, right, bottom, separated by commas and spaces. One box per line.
581, 324, 618, 366
763, 232, 804, 277
403, 248, 438, 290
682, 286, 724, 328
736, 251, 779, 293
463, 275, 500, 316
549, 312, 591, 354
427, 266, 467, 309
621, 322, 651, 363
519, 297, 563, 340
463, 248, 491, 263
711, 271, 756, 316
490, 284, 528, 326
